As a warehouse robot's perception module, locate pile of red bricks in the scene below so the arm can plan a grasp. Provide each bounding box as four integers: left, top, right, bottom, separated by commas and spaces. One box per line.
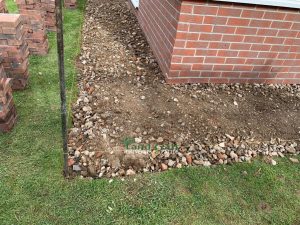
0, 64, 17, 133
0, 14, 30, 90
42, 0, 56, 31
16, 0, 56, 31
64, 0, 77, 9
0, 0, 7, 13
20, 9, 49, 55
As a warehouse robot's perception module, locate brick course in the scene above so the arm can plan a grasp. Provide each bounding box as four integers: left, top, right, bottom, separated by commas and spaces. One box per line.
0, 13, 30, 90
134, 0, 300, 84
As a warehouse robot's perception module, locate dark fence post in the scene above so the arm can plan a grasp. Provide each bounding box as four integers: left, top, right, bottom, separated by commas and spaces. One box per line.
55, 0, 69, 177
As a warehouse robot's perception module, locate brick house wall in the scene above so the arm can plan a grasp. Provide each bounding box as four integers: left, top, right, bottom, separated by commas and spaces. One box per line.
133, 0, 300, 84
136, 0, 182, 77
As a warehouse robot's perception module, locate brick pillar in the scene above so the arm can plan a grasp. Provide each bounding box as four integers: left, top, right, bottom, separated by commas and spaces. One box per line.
64, 0, 77, 9
20, 9, 49, 55
0, 14, 30, 90
41, 0, 56, 31
0, 64, 17, 133
0, 0, 7, 13
15, 0, 56, 31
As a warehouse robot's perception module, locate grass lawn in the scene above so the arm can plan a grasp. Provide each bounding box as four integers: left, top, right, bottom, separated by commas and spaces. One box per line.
0, 0, 299, 224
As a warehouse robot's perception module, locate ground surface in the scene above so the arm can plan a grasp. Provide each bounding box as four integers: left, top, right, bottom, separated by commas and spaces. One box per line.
68, 0, 300, 178
72, 0, 300, 153
0, 0, 299, 224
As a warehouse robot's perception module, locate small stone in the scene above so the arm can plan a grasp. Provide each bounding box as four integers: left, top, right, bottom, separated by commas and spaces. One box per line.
289, 158, 299, 164
164, 151, 170, 158
230, 151, 238, 159
173, 98, 178, 102
119, 169, 126, 176
203, 161, 211, 167
69, 128, 80, 137
89, 151, 95, 158
186, 155, 193, 164
98, 172, 104, 178
286, 146, 296, 154
157, 137, 164, 143
88, 165, 97, 177
100, 112, 110, 120
271, 159, 277, 166
181, 156, 187, 165
167, 159, 176, 167
74, 150, 81, 158
217, 153, 227, 160
161, 163, 168, 171
73, 164, 81, 171
140, 96, 146, 100
82, 106, 92, 112
83, 97, 89, 103
219, 142, 226, 148
126, 169, 136, 176
135, 137, 142, 143
176, 163, 182, 169
225, 134, 235, 141
85, 121, 93, 128
193, 160, 203, 165
151, 150, 157, 159
68, 158, 75, 167
81, 170, 88, 177
278, 152, 285, 158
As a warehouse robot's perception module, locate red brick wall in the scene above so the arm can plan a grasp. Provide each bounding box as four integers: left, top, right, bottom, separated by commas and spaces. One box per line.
168, 0, 300, 84
136, 0, 182, 76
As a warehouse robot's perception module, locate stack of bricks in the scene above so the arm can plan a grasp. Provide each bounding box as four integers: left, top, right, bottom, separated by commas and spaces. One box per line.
0, 63, 17, 133
20, 9, 49, 55
64, 0, 77, 9
0, 0, 7, 13
0, 14, 30, 90
16, 0, 56, 31
42, 0, 56, 31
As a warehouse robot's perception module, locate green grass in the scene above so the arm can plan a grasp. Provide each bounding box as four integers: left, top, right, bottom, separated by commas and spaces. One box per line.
0, 1, 300, 224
